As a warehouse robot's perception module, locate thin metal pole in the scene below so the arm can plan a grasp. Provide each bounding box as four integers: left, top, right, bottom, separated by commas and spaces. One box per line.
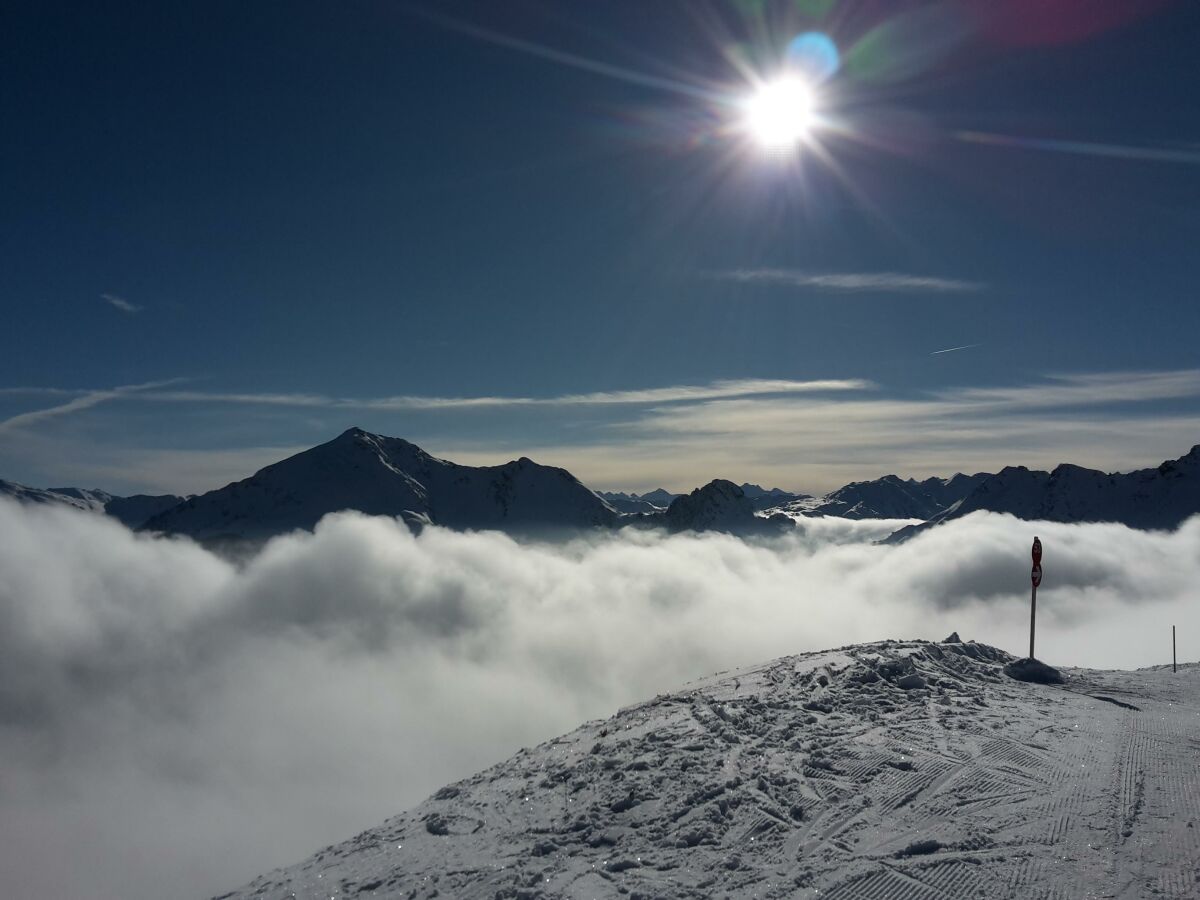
1173, 625, 1177, 673
1029, 584, 1037, 660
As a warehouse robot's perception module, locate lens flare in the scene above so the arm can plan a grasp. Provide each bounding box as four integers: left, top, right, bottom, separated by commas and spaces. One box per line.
744, 77, 814, 150
786, 32, 840, 84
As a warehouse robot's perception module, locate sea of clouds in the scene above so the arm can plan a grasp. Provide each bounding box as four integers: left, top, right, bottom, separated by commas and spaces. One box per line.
2, 497, 1198, 899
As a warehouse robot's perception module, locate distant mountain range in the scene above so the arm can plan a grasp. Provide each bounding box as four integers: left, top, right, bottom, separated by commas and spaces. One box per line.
662, 480, 794, 535
887, 445, 1200, 542
5, 432, 1199, 542
597, 483, 807, 514
611, 479, 795, 536
594, 489, 680, 514
776, 473, 990, 520
739, 483, 812, 511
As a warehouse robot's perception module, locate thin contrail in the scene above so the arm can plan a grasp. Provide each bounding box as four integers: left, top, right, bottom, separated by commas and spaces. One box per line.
931, 343, 980, 355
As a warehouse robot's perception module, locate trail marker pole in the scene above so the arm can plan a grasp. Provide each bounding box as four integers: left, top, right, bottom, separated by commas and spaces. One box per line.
1029, 537, 1043, 660
1173, 625, 1177, 673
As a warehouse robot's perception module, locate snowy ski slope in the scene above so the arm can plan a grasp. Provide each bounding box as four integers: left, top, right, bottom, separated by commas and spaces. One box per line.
219, 639, 1200, 899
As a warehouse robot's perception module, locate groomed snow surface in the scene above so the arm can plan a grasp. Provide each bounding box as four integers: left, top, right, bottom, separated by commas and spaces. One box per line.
221, 640, 1199, 900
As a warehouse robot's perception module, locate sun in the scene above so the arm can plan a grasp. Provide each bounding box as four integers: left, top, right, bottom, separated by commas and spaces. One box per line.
743, 76, 815, 151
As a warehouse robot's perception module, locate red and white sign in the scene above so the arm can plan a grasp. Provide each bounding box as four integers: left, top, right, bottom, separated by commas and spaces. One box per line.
1031, 563, 1042, 588
1032, 536, 1042, 565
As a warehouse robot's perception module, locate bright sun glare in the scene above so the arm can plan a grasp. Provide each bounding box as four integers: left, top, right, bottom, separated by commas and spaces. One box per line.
744, 76, 815, 150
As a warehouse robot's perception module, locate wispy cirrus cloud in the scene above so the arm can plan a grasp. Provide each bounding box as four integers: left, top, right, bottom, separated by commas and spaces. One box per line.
101, 293, 142, 313
143, 378, 874, 411
438, 369, 1200, 492
621, 370, 1200, 445
559, 369, 1200, 488
935, 369, 1200, 409
0, 387, 78, 397
0, 378, 871, 491
715, 269, 983, 294
3, 370, 1198, 496
0, 378, 871, 436
0, 379, 185, 434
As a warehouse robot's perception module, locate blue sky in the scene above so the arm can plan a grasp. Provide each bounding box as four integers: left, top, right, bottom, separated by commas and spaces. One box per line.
3, 0, 1200, 494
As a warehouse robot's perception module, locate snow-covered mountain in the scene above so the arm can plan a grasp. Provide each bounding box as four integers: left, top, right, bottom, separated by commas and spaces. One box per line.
219, 638, 1200, 900
598, 485, 803, 515
595, 489, 680, 514
738, 482, 811, 511
889, 444, 1200, 542
0, 479, 113, 512
913, 472, 992, 510
662, 479, 794, 535
639, 488, 682, 508
142, 428, 618, 540
0, 479, 185, 528
775, 472, 989, 520
14, 441, 1200, 541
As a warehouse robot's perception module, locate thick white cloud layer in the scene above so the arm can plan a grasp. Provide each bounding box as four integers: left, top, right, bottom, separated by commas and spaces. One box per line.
1, 498, 1198, 899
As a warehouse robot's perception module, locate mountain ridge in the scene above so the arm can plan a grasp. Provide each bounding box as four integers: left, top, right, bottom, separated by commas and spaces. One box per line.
8, 437, 1200, 540
595, 489, 681, 514
0, 478, 185, 529
662, 479, 795, 535
887, 444, 1200, 542
141, 427, 618, 540
769, 471, 990, 521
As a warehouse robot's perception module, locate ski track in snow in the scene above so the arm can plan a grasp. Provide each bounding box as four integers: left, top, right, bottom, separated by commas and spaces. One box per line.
217, 641, 1200, 900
